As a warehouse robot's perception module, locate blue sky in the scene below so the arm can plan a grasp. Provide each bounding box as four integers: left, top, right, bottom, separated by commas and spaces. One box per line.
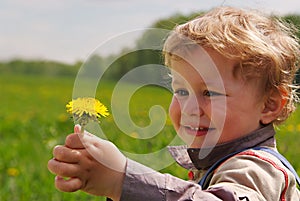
1, 0, 299, 64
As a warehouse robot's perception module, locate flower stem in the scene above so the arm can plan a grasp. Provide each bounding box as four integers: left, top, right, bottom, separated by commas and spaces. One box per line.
80, 125, 85, 134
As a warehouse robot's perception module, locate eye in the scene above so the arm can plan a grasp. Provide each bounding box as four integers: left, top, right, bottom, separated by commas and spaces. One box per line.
203, 90, 223, 97
174, 89, 189, 97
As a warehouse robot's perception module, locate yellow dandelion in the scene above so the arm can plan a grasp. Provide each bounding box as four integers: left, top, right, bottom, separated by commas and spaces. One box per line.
66, 97, 109, 133
129, 131, 139, 138
296, 124, 300, 132
286, 124, 294, 132
7, 167, 19, 177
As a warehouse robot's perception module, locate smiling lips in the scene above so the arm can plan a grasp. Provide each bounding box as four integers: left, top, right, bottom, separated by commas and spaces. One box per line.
182, 125, 214, 136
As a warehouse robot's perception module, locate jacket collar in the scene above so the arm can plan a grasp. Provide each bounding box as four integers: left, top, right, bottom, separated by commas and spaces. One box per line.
168, 124, 276, 170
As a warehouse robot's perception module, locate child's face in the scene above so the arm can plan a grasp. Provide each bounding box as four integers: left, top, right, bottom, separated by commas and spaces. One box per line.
169, 47, 265, 148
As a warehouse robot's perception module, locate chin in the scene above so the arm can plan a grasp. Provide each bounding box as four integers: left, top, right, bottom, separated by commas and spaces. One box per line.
186, 140, 205, 148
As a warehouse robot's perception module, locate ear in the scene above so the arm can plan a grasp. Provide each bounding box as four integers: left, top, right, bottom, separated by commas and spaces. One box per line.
260, 88, 287, 125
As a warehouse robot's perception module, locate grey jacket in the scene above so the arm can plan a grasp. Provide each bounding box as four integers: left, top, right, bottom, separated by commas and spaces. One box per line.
119, 125, 300, 200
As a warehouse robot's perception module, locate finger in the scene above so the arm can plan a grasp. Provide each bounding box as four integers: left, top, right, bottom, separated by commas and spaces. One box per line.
65, 133, 85, 149
74, 124, 89, 135
53, 145, 81, 163
48, 159, 81, 178
74, 124, 81, 134
66, 128, 99, 149
55, 176, 82, 192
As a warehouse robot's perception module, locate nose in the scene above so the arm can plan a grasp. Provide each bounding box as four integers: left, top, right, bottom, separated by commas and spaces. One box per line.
181, 94, 204, 117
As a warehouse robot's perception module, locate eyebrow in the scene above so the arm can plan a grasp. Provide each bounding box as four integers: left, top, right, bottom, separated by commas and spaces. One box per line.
172, 78, 227, 92
172, 78, 219, 86
171, 79, 180, 86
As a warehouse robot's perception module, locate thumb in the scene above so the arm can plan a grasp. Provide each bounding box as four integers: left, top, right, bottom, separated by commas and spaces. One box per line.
74, 124, 81, 134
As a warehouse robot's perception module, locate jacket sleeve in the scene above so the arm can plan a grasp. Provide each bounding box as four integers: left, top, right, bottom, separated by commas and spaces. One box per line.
119, 158, 240, 201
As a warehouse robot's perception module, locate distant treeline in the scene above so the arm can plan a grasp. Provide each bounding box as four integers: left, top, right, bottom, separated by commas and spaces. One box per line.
1, 12, 299, 82
0, 59, 82, 77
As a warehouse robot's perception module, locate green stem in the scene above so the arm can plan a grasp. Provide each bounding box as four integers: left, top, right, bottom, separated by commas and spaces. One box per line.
80, 125, 85, 134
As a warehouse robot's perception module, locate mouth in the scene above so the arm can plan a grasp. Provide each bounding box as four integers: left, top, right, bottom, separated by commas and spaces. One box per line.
182, 125, 214, 136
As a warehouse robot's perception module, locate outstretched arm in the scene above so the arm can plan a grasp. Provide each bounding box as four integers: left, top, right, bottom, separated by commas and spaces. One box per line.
48, 125, 246, 200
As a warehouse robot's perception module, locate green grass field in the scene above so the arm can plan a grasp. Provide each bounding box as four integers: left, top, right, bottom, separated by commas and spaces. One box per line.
1, 74, 299, 200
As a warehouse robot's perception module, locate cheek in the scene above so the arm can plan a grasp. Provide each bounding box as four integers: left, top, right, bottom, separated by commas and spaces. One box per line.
169, 96, 181, 130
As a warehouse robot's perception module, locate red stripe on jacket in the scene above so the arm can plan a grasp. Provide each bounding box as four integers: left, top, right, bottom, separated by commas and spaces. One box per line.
236, 150, 289, 201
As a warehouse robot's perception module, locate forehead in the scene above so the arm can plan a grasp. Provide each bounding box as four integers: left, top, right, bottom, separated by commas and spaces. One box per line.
169, 47, 239, 86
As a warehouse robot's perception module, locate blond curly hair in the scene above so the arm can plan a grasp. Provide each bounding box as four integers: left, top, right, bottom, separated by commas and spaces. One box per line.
163, 6, 300, 124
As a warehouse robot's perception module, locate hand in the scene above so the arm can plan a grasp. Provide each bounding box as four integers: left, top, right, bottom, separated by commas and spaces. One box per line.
48, 125, 126, 200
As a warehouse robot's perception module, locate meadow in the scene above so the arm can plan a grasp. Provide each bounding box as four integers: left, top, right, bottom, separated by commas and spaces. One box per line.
1, 73, 299, 200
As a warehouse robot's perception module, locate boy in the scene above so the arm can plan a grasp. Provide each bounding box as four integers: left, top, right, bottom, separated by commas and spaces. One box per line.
48, 6, 300, 200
